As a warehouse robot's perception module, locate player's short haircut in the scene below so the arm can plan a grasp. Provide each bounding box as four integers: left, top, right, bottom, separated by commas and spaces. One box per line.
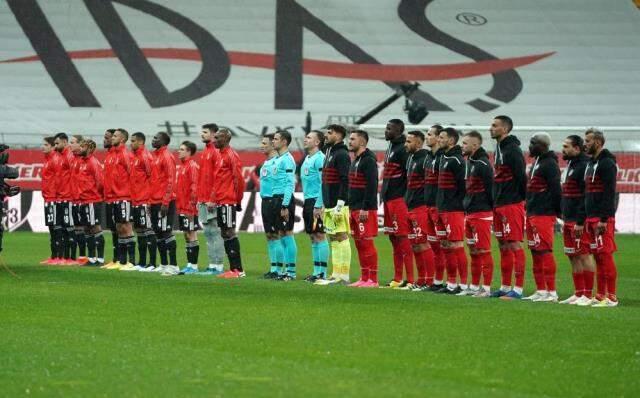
132, 132, 146, 143
115, 128, 129, 141
494, 115, 513, 132
218, 128, 232, 142
566, 134, 584, 150
408, 130, 425, 141
585, 127, 605, 145
430, 124, 444, 133
106, 128, 116, 134
532, 132, 551, 147
442, 127, 460, 144
308, 130, 325, 148
275, 130, 292, 145
72, 134, 84, 143
82, 139, 97, 154
352, 129, 369, 143
388, 118, 405, 132
54, 132, 68, 141
181, 140, 197, 155
263, 133, 275, 141
43, 136, 55, 146
202, 123, 219, 132
327, 124, 347, 138
464, 130, 483, 144
157, 131, 171, 145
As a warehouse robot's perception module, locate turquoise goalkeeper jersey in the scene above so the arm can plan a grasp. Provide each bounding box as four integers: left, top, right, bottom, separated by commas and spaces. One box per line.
300, 150, 325, 208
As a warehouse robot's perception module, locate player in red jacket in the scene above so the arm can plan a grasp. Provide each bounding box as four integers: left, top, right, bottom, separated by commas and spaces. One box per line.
212, 128, 246, 278
150, 132, 178, 275
176, 141, 200, 274
197, 123, 224, 275
101, 129, 120, 268
76, 139, 106, 266
129, 132, 157, 271
105, 128, 136, 270
40, 136, 63, 265
53, 132, 78, 265
69, 134, 88, 265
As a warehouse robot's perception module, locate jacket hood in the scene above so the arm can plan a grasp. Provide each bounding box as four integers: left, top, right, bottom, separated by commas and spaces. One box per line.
444, 145, 463, 156
470, 147, 489, 160
328, 142, 348, 152
538, 150, 558, 162
389, 134, 406, 145
499, 134, 521, 149
595, 148, 616, 162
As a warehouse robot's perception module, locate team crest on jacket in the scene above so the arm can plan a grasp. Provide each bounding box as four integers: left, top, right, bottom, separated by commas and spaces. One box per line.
303, 167, 309, 175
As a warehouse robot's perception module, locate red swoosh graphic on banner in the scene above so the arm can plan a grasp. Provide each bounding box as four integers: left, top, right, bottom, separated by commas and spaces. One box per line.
0, 48, 554, 81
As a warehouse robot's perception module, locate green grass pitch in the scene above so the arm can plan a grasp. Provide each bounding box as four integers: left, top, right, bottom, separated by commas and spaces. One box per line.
1, 231, 639, 397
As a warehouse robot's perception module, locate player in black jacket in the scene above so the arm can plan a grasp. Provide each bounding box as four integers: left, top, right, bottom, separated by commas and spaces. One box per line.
489, 115, 527, 299
347, 130, 380, 287
523, 132, 561, 303
315, 124, 351, 285
382, 119, 413, 288
404, 131, 435, 290
559, 135, 595, 305
423, 125, 447, 291
435, 127, 467, 294
461, 131, 494, 297
584, 128, 619, 307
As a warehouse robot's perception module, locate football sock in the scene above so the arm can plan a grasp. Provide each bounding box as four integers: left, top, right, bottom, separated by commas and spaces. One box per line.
532, 252, 545, 291
267, 239, 279, 273
542, 252, 556, 292
329, 240, 340, 278
111, 229, 118, 262
514, 248, 525, 289
95, 231, 105, 260
423, 247, 435, 285
337, 238, 351, 279
137, 233, 147, 266
281, 235, 297, 269
481, 252, 494, 288
224, 236, 243, 272
354, 239, 369, 281
65, 227, 76, 260
572, 270, 584, 297
470, 253, 482, 287
87, 232, 96, 259
274, 238, 285, 274
432, 241, 445, 284
76, 230, 87, 257
362, 239, 378, 283
413, 249, 426, 286
146, 231, 157, 266
389, 236, 403, 281
157, 236, 167, 266
165, 235, 177, 266
48, 226, 56, 258
583, 270, 595, 298
600, 252, 617, 300
317, 239, 329, 276
444, 249, 458, 285
125, 236, 136, 265
499, 249, 514, 288
186, 240, 199, 266
117, 237, 128, 264
400, 239, 414, 284
311, 241, 319, 275
455, 247, 468, 287
594, 254, 607, 300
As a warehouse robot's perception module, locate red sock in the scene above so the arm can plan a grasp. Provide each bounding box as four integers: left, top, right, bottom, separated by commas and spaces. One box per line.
432, 242, 446, 283
514, 248, 526, 289
543, 252, 556, 292
361, 239, 378, 283
400, 239, 415, 284
424, 247, 435, 285
601, 252, 617, 300
594, 254, 607, 300
413, 250, 426, 285
470, 254, 482, 286
583, 270, 595, 298
481, 252, 494, 287
444, 249, 458, 284
354, 240, 369, 281
499, 249, 514, 287
531, 252, 545, 291
572, 270, 584, 297
390, 236, 403, 282
455, 247, 468, 285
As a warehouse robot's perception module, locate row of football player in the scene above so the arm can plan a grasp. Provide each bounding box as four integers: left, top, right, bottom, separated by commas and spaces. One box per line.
255, 117, 618, 307
39, 125, 248, 278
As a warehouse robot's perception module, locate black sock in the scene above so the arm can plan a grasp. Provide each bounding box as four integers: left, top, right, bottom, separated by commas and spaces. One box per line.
96, 232, 105, 259
87, 232, 96, 258
158, 236, 168, 265
137, 233, 147, 266
111, 230, 118, 262
118, 237, 128, 264
224, 237, 242, 271
48, 226, 56, 258
147, 231, 157, 266
319, 261, 328, 277
76, 230, 86, 257
193, 243, 199, 265
166, 235, 177, 266
186, 240, 199, 265
126, 236, 136, 265
66, 228, 77, 259
54, 227, 64, 258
